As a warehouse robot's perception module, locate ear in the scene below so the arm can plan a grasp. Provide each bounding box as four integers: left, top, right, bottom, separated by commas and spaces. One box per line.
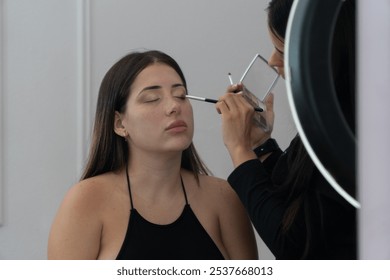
114, 111, 127, 138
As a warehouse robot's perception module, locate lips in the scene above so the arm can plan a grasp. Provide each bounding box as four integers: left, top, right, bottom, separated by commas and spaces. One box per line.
166, 120, 187, 131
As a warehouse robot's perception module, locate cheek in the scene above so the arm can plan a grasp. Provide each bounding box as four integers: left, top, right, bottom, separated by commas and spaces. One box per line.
184, 105, 194, 131
125, 113, 155, 138
186, 103, 194, 119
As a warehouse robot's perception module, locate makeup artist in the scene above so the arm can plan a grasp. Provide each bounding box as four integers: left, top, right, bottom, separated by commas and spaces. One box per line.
48, 50, 257, 260
215, 0, 357, 259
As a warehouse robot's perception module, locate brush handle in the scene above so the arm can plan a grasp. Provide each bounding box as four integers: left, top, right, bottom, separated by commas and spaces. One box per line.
186, 95, 263, 112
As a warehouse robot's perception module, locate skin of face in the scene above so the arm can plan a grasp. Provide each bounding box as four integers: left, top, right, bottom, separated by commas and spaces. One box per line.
267, 27, 286, 79
119, 63, 194, 155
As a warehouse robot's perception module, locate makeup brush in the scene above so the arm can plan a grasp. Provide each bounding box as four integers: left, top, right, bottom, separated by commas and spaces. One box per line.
186, 95, 263, 112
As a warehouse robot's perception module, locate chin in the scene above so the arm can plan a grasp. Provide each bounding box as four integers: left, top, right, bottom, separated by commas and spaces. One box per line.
166, 139, 192, 153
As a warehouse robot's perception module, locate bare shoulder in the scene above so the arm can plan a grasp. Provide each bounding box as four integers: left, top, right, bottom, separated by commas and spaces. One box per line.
62, 172, 119, 214
197, 174, 240, 204
180, 170, 243, 212
198, 174, 228, 187
48, 172, 121, 259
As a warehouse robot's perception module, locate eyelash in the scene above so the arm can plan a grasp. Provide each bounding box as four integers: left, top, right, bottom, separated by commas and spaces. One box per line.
175, 95, 186, 100
144, 99, 159, 103
144, 94, 187, 103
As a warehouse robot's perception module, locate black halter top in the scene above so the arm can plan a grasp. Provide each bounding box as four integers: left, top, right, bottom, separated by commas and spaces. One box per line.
116, 169, 225, 260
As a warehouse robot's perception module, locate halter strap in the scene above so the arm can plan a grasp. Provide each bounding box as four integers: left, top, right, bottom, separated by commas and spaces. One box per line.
125, 164, 134, 210
180, 175, 189, 205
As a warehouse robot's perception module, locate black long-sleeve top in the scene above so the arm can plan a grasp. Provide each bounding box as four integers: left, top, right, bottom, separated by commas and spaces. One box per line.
228, 138, 357, 259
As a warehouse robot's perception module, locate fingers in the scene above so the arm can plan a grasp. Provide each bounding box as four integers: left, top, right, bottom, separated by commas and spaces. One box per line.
215, 99, 227, 115
215, 93, 239, 116
215, 83, 255, 115
217, 93, 251, 124
263, 92, 274, 112
226, 83, 244, 93
218, 92, 254, 112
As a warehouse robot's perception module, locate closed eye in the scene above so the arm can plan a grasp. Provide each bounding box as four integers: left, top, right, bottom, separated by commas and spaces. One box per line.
142, 95, 160, 103
172, 83, 187, 99
144, 98, 159, 103
175, 94, 186, 100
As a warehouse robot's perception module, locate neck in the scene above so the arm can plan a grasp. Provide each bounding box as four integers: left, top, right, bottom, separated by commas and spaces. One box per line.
126, 149, 184, 199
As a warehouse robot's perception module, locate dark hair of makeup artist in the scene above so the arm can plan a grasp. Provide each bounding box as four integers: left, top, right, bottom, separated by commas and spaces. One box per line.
80, 50, 210, 181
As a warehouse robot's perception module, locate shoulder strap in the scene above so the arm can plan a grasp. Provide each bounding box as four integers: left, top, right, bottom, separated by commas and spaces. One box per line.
125, 164, 134, 210
180, 175, 189, 205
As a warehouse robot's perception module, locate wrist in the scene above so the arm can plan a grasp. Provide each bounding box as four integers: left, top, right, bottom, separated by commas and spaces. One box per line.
251, 136, 271, 150
253, 138, 279, 158
228, 145, 257, 168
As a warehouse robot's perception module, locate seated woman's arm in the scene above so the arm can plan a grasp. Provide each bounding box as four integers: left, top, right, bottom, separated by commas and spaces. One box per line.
217, 180, 258, 259
48, 180, 104, 259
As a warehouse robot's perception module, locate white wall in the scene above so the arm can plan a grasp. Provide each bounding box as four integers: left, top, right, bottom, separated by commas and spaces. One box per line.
0, 0, 80, 259
358, 0, 390, 259
0, 0, 296, 259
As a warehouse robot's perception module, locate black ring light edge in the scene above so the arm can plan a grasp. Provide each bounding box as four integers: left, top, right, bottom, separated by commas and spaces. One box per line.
285, 0, 360, 208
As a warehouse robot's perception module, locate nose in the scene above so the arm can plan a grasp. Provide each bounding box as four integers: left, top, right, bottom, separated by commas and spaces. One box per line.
268, 50, 283, 69
268, 50, 285, 77
165, 96, 182, 116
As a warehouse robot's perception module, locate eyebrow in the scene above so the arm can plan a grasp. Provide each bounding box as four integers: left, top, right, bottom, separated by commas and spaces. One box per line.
138, 83, 185, 95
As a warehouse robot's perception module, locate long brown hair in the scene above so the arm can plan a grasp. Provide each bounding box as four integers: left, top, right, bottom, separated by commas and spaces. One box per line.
80, 50, 210, 181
